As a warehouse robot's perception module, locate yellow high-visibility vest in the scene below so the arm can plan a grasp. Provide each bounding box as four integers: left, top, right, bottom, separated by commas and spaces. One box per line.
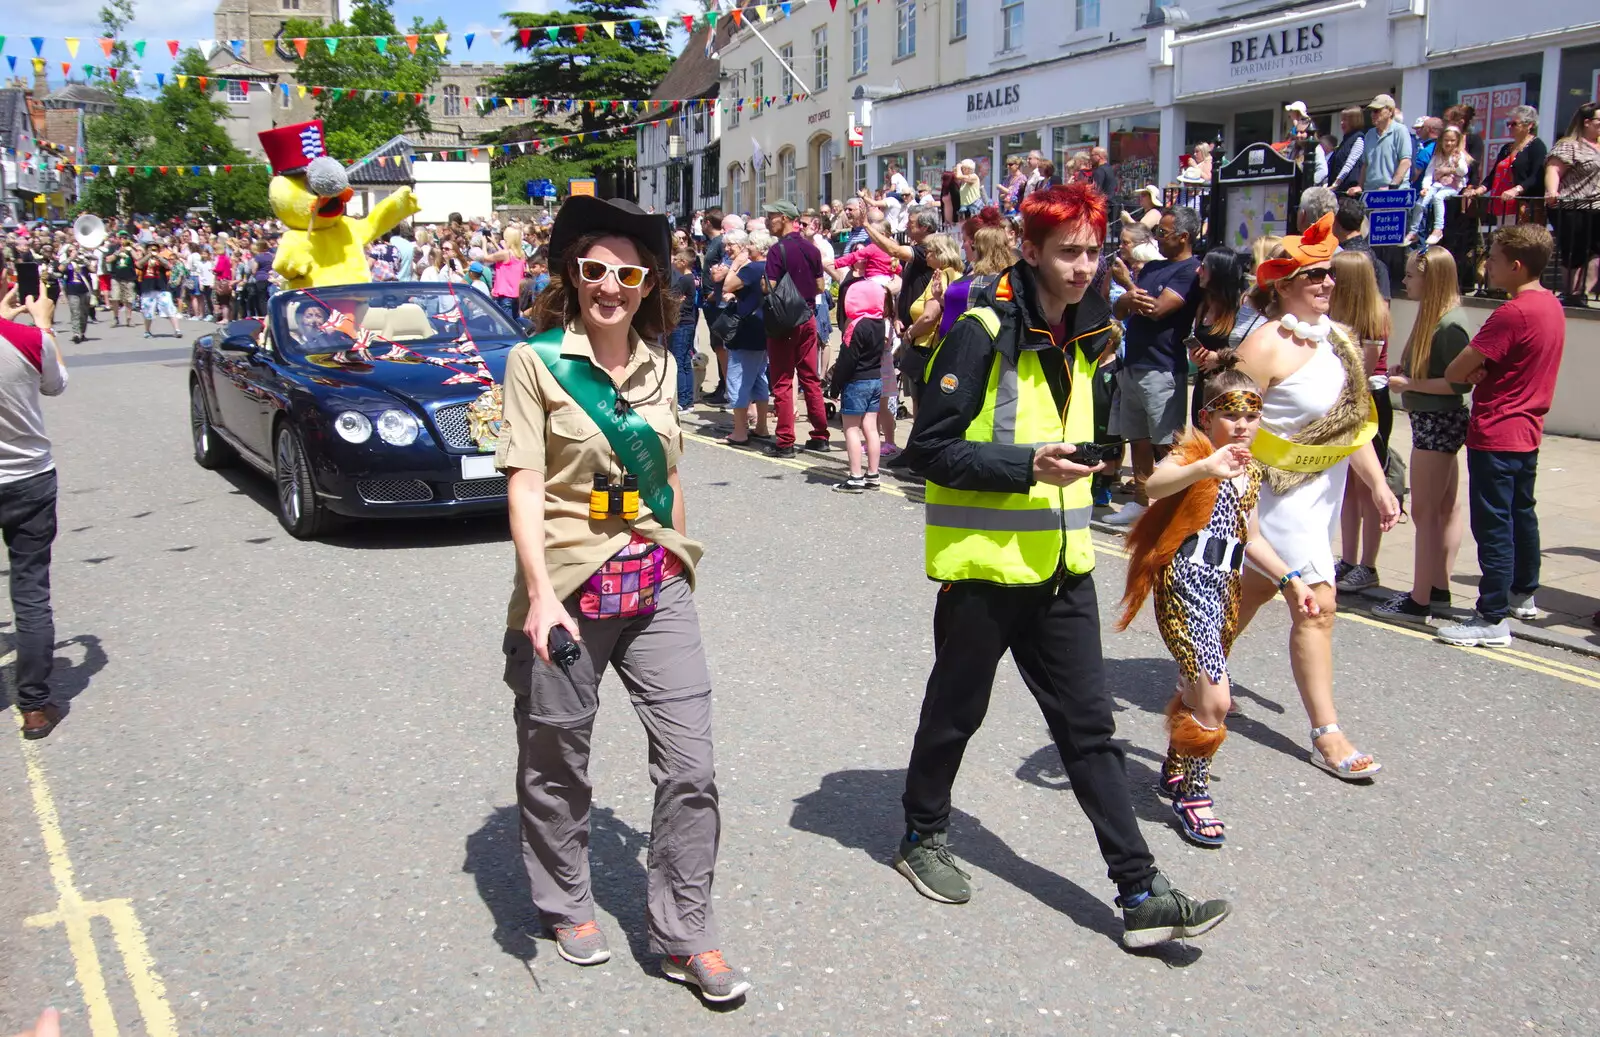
924, 305, 1101, 584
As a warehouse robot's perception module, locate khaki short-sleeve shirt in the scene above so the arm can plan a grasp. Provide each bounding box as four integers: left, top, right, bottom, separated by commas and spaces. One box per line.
496, 323, 703, 630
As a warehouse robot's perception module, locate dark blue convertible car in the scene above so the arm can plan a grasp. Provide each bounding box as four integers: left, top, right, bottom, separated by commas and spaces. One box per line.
189, 283, 524, 538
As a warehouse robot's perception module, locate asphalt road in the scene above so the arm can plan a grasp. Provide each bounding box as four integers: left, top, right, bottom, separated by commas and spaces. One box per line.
3, 318, 1598, 1036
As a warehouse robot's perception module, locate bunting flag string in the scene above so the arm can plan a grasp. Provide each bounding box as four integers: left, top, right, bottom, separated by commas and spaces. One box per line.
0, 6, 788, 63
14, 117, 672, 178
32, 61, 806, 117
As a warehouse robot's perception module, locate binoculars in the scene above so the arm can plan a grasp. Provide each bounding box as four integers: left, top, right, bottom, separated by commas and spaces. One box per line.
589, 473, 640, 522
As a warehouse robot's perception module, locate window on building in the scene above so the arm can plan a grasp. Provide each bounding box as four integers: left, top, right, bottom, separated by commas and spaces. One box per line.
282, 0, 300, 9
754, 163, 768, 211
1001, 0, 1024, 52
896, 0, 916, 59
853, 149, 867, 195
751, 59, 764, 115
851, 8, 869, 76
475, 85, 489, 114
730, 163, 743, 214
443, 84, 461, 117
952, 0, 968, 40
816, 136, 835, 207
702, 141, 720, 197
813, 26, 829, 92
279, 83, 291, 109
779, 44, 794, 99
1076, 0, 1099, 31
729, 96, 741, 128
666, 164, 682, 205
226, 79, 248, 103
779, 148, 796, 202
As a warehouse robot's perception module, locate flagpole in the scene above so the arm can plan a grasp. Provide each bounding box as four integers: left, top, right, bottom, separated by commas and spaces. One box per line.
740, 17, 812, 97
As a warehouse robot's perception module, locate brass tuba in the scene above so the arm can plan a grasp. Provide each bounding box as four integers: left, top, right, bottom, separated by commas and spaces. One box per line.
73, 212, 108, 250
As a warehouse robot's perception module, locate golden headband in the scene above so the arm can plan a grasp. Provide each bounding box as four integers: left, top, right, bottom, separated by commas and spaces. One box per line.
1203, 389, 1263, 414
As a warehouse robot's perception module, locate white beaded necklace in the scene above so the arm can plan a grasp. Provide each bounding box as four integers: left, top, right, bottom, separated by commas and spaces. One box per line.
1279, 312, 1332, 345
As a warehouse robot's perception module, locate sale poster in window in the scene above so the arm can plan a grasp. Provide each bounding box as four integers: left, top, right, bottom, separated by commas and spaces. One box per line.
1458, 83, 1526, 159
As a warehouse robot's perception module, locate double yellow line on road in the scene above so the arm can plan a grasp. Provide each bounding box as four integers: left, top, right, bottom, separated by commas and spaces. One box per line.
7, 652, 179, 1037
684, 429, 1597, 690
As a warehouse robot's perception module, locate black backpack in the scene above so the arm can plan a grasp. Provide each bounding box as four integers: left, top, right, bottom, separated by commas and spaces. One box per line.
762, 237, 814, 336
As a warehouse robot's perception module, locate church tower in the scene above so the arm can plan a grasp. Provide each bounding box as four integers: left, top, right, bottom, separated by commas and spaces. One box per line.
213, 0, 339, 76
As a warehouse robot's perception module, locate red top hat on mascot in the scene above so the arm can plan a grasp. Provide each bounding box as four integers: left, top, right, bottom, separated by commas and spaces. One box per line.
259, 120, 330, 176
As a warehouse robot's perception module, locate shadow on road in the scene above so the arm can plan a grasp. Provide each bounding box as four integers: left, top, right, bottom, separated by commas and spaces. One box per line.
789, 767, 1191, 956
0, 633, 107, 715
463, 802, 657, 970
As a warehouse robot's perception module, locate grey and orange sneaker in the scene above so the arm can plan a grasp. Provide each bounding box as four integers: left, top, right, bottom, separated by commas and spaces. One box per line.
661, 950, 751, 1003
552, 920, 611, 965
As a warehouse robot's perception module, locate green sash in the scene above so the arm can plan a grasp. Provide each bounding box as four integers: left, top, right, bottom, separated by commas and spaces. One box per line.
527, 329, 675, 529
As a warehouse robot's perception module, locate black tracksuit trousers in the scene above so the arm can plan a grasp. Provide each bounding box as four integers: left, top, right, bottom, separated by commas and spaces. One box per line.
902, 571, 1158, 891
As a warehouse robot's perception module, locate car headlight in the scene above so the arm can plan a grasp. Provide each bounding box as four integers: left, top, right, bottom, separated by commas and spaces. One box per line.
334, 411, 372, 443
376, 409, 419, 446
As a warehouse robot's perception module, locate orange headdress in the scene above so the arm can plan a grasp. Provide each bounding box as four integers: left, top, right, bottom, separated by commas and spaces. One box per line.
1255, 212, 1338, 285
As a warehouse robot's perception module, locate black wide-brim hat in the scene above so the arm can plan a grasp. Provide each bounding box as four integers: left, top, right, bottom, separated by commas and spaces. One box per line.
548, 196, 671, 271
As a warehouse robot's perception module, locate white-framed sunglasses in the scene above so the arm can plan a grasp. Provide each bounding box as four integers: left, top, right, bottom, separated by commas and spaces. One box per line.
576, 258, 650, 288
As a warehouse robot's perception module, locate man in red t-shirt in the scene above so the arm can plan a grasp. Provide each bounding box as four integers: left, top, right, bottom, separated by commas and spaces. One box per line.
1438, 225, 1565, 647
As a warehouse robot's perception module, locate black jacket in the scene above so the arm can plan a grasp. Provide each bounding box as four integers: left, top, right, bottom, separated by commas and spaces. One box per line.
902, 259, 1114, 494
1328, 133, 1363, 193
1494, 137, 1548, 197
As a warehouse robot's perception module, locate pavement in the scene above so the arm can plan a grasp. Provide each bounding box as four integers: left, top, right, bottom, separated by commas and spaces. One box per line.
3, 316, 1599, 1036
1091, 412, 1600, 657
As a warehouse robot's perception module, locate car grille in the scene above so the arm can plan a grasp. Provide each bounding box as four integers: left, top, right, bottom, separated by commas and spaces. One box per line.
432, 403, 473, 449
453, 477, 508, 500
357, 478, 434, 504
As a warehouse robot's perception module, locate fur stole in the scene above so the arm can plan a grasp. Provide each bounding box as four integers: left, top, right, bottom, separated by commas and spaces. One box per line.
1116, 430, 1220, 631
1260, 322, 1372, 495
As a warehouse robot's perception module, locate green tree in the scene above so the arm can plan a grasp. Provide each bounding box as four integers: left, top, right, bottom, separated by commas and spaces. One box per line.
489, 1, 676, 199
97, 0, 138, 95
77, 50, 271, 221
283, 0, 447, 159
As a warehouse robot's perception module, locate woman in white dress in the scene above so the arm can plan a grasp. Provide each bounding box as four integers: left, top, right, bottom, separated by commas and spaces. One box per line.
1233, 213, 1399, 781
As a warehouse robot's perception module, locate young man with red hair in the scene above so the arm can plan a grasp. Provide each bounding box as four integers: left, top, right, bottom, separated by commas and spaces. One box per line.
893, 183, 1231, 948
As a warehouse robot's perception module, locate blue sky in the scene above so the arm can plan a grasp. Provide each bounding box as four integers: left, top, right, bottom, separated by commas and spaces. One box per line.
10, 1, 693, 92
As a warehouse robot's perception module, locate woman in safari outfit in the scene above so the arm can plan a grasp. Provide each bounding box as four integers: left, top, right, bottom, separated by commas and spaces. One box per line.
496, 196, 749, 1005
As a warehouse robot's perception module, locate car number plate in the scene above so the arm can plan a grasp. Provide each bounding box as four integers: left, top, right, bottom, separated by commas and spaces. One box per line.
460, 454, 498, 480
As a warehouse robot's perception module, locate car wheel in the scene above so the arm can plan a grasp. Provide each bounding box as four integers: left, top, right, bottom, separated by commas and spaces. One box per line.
274, 424, 332, 539
190, 381, 234, 469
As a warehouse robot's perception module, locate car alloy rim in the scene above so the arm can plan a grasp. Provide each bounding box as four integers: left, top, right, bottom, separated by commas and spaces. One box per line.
276, 431, 301, 524
191, 388, 207, 454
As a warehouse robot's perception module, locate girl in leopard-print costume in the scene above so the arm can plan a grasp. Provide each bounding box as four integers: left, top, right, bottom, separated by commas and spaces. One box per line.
1117, 362, 1319, 847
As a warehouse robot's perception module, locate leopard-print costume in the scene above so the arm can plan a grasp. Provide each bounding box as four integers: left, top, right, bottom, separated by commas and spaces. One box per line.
1159, 744, 1215, 799
1152, 465, 1262, 688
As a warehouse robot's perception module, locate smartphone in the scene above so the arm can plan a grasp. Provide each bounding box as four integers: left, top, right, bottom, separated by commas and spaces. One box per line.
15, 261, 41, 303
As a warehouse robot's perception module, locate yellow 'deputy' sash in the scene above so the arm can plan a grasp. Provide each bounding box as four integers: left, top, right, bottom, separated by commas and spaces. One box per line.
1250, 401, 1379, 473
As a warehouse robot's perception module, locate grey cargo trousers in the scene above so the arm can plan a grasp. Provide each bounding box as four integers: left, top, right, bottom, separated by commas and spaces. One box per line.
503, 576, 721, 956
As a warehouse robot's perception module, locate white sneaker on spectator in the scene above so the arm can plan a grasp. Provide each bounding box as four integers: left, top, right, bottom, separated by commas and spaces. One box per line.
1508, 592, 1539, 620
1104, 502, 1146, 528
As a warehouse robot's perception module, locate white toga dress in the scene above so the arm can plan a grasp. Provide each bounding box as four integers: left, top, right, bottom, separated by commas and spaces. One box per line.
1253, 340, 1351, 586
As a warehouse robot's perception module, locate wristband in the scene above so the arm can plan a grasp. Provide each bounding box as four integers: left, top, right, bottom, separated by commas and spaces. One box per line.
1278, 570, 1301, 590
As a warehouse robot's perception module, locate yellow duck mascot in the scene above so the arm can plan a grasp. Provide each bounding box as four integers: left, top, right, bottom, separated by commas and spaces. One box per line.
259, 120, 420, 289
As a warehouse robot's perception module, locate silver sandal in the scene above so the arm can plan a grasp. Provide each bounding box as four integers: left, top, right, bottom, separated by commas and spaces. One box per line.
1309, 723, 1382, 781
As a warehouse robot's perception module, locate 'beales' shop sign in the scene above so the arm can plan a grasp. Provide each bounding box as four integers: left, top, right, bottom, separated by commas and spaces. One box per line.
967, 83, 1021, 122
1178, 12, 1361, 97
1229, 21, 1327, 79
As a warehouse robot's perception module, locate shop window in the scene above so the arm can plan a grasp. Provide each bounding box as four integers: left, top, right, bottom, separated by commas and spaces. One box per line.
1108, 112, 1161, 200
1003, 130, 1041, 168
851, 9, 869, 76
1233, 109, 1274, 150
956, 138, 995, 204
813, 27, 830, 92
877, 153, 910, 191
896, 0, 917, 60
1555, 43, 1600, 134
780, 45, 795, 99
752, 59, 764, 116
914, 146, 947, 192
1000, 0, 1024, 54
952, 0, 967, 41
1076, 0, 1099, 32
1429, 55, 1542, 155
1054, 122, 1099, 170
442, 84, 461, 117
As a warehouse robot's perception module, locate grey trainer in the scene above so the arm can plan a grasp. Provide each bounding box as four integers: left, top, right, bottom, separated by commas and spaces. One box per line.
552, 920, 612, 965
662, 950, 751, 1003
1118, 873, 1232, 949
1436, 613, 1512, 647
1509, 592, 1540, 620
894, 831, 972, 904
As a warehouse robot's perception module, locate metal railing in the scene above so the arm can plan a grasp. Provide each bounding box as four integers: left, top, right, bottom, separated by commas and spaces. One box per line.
1430, 195, 1599, 304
